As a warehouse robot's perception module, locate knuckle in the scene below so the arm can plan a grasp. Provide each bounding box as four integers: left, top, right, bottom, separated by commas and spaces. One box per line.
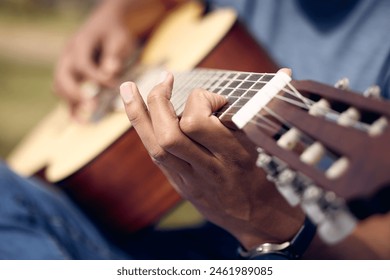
127, 113, 142, 127
179, 116, 200, 135
157, 131, 180, 151
149, 147, 169, 164
147, 84, 169, 105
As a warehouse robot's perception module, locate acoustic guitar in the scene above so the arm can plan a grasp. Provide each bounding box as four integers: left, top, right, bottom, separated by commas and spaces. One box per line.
7, 2, 277, 234
7, 2, 389, 244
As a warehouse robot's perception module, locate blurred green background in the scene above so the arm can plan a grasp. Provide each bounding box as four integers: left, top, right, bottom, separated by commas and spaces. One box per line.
0, 0, 92, 157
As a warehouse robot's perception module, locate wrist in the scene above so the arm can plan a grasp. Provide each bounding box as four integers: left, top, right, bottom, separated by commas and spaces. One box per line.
238, 217, 317, 259
237, 187, 306, 250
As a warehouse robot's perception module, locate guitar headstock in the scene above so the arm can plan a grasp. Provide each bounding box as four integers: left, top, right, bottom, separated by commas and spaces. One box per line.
232, 74, 390, 244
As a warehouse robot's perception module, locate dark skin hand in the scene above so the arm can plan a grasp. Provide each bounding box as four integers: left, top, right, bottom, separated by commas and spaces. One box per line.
120, 70, 390, 259
120, 70, 305, 251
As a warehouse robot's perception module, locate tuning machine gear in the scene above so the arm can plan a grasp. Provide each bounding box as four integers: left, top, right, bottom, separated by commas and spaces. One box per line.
256, 149, 312, 207
255, 149, 284, 179
275, 169, 311, 206
301, 186, 357, 244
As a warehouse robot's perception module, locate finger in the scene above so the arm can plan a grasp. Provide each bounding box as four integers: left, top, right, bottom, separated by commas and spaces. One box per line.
74, 47, 102, 84
120, 81, 190, 172
179, 89, 238, 152
100, 29, 134, 78
146, 72, 216, 166
279, 67, 292, 77
53, 56, 84, 111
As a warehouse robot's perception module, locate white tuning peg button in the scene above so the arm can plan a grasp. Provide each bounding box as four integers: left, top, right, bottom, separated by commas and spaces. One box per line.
368, 116, 388, 136
301, 185, 326, 224
334, 78, 350, 90
337, 107, 361, 127
317, 209, 357, 244
256, 152, 280, 178
309, 99, 331, 117
363, 85, 381, 99
300, 142, 326, 166
277, 128, 301, 150
275, 169, 302, 206
315, 191, 357, 244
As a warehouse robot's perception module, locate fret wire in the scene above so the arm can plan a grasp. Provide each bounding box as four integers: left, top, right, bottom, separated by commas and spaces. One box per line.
218, 72, 269, 119
173, 70, 200, 105
216, 76, 243, 118
205, 71, 223, 91
218, 71, 239, 95
169, 70, 372, 137
208, 72, 226, 92
205, 71, 228, 93
169, 69, 277, 117
173, 69, 219, 114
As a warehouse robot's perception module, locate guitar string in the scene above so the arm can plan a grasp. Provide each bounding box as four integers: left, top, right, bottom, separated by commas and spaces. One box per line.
170, 70, 305, 134
170, 69, 370, 133
170, 71, 289, 134
165, 70, 366, 175
136, 69, 357, 150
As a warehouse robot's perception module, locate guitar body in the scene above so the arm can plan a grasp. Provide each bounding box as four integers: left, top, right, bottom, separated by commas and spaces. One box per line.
7, 2, 277, 233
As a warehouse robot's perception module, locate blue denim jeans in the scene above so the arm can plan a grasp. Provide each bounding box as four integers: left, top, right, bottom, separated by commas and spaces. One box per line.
0, 161, 132, 259
0, 161, 238, 260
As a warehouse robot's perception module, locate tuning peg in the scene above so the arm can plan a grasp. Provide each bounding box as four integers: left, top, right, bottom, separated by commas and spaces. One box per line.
300, 142, 326, 166
368, 116, 388, 136
334, 78, 350, 90
325, 157, 349, 179
337, 107, 361, 127
301, 185, 327, 224
255, 151, 281, 178
277, 127, 301, 150
275, 169, 309, 206
309, 99, 331, 117
363, 85, 382, 99
316, 192, 357, 244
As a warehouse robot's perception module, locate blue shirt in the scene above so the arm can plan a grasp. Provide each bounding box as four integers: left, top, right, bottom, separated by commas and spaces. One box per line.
209, 0, 390, 99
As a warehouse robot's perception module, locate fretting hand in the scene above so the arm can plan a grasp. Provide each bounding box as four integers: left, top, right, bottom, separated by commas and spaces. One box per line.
119, 71, 304, 250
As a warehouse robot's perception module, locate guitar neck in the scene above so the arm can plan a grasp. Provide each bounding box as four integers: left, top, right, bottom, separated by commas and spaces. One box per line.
170, 69, 279, 127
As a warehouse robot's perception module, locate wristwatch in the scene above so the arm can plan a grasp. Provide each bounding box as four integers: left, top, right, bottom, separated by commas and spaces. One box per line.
238, 217, 317, 259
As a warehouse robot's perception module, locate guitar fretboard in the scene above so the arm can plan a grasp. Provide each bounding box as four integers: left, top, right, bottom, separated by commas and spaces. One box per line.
170, 69, 277, 122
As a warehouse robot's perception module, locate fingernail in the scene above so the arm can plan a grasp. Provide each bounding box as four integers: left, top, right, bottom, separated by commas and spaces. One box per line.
159, 70, 168, 83
120, 82, 134, 104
